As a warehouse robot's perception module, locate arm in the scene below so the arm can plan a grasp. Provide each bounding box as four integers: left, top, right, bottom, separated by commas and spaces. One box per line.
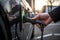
49, 6, 60, 22
32, 6, 60, 27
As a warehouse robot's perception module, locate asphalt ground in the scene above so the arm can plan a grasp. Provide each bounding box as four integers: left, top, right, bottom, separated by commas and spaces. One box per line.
11, 21, 60, 40
33, 21, 60, 40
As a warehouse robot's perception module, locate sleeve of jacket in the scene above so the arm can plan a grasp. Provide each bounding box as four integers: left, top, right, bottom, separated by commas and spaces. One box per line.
48, 6, 60, 23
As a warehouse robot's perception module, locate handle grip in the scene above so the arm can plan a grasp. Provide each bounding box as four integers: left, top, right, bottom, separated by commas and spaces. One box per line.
23, 17, 46, 28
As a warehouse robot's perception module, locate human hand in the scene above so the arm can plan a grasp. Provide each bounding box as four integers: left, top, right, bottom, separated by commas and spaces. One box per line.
32, 13, 52, 28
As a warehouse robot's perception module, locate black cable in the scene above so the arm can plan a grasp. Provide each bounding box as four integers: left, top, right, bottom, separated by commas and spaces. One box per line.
15, 23, 20, 40
40, 25, 44, 40
23, 17, 46, 40
15, 23, 17, 40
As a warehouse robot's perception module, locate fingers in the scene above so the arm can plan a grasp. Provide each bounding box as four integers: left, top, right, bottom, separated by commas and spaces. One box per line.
32, 14, 40, 20
35, 24, 41, 28
32, 13, 49, 20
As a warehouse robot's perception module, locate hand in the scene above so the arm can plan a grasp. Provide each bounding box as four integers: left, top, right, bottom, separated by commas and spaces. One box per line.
32, 13, 52, 28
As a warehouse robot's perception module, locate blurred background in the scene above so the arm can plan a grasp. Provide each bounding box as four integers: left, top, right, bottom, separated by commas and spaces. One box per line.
0, 0, 60, 40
